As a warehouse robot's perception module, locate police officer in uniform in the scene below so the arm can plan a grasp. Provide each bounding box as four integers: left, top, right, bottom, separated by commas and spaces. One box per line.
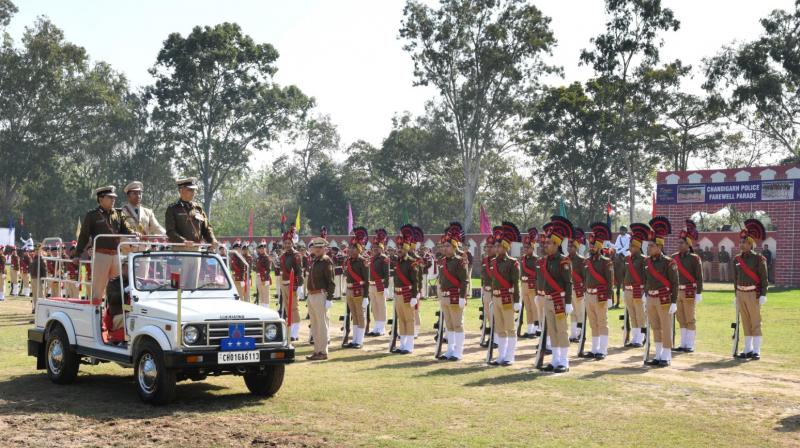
623, 224, 649, 347
344, 227, 370, 348
164, 177, 219, 288
306, 237, 336, 361
480, 235, 497, 348
539, 216, 574, 373
255, 240, 273, 307
392, 225, 419, 354
520, 227, 540, 338
488, 222, 521, 366
734, 219, 769, 360
568, 228, 586, 343
73, 186, 138, 304
367, 229, 390, 336
437, 222, 468, 361
644, 217, 679, 367
278, 225, 304, 341
583, 222, 614, 360
673, 219, 704, 353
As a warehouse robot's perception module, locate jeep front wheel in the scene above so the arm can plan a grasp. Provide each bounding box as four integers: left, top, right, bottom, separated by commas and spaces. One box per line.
134, 339, 176, 405
244, 365, 285, 397
46, 324, 79, 384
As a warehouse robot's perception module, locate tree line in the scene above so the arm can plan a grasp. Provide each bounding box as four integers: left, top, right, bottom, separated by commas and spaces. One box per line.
1, 0, 798, 240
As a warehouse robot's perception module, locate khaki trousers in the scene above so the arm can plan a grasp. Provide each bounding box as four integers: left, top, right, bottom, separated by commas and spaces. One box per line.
623, 290, 645, 329
346, 291, 366, 328
280, 283, 301, 325
702, 261, 712, 281
369, 285, 386, 322
21, 272, 30, 291
440, 296, 464, 332
719, 263, 730, 282
586, 293, 609, 337
571, 294, 585, 329
31, 277, 44, 307
482, 288, 493, 325
521, 284, 538, 324
647, 298, 673, 348
544, 298, 569, 348
736, 290, 761, 336
9, 269, 18, 290
256, 278, 270, 305
397, 300, 415, 336
492, 294, 515, 338
307, 292, 329, 354
65, 280, 80, 299
234, 280, 247, 301
92, 252, 119, 303
172, 246, 201, 289
676, 289, 696, 331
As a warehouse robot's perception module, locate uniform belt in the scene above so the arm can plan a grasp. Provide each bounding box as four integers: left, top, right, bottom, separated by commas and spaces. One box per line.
493, 288, 514, 295
647, 289, 670, 296
586, 288, 600, 294
368, 281, 376, 285
483, 286, 492, 291
545, 292, 566, 299
736, 285, 757, 291
95, 248, 117, 255
307, 289, 326, 295
678, 284, 696, 290
521, 276, 528, 281
281, 280, 291, 285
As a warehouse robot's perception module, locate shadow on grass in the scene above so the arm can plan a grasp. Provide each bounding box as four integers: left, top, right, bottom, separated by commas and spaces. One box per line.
367, 359, 441, 370
775, 414, 800, 432
414, 365, 487, 377
683, 358, 743, 372
325, 352, 393, 363
463, 370, 539, 387
0, 372, 266, 418
577, 365, 650, 380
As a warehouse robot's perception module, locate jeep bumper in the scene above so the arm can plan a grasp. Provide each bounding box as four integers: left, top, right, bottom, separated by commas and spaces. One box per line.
163, 346, 295, 369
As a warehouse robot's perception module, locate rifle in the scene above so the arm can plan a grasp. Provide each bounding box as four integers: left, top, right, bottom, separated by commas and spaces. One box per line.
485, 302, 496, 363
534, 315, 549, 370
340, 298, 351, 347
515, 300, 525, 337
731, 296, 740, 358
672, 313, 677, 348
365, 300, 371, 338
577, 305, 588, 357
433, 300, 445, 359
388, 298, 399, 353
642, 315, 652, 366
479, 303, 490, 347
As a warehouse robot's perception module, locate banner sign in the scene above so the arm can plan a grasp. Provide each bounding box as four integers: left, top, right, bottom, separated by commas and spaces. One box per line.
657, 180, 800, 204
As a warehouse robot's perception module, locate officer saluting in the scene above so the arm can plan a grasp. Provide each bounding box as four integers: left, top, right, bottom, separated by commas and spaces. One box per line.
644, 217, 679, 367
734, 219, 769, 360
164, 177, 219, 288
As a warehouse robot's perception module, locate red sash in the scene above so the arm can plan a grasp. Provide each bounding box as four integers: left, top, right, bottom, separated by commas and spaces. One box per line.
539, 258, 566, 314
626, 256, 643, 298
674, 255, 697, 298
395, 261, 413, 302
586, 258, 609, 300
521, 257, 537, 288
483, 258, 495, 284
646, 258, 672, 304
570, 261, 585, 297
346, 258, 364, 297
441, 258, 462, 304
371, 257, 385, 292
735, 255, 762, 295
492, 258, 513, 304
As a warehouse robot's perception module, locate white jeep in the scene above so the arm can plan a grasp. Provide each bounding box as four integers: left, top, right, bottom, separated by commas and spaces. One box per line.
27, 237, 294, 404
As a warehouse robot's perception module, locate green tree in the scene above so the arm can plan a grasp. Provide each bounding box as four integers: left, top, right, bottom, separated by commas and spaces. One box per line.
704, 1, 800, 159
580, 0, 680, 223
400, 0, 557, 232
148, 22, 313, 216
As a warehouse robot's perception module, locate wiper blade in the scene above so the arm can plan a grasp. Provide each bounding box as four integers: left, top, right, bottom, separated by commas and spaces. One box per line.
185, 282, 223, 291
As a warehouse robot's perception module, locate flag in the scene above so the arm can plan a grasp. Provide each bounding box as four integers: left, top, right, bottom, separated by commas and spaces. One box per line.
280, 209, 287, 233
248, 208, 254, 239
347, 202, 354, 235
479, 204, 491, 234
75, 218, 81, 239
402, 206, 409, 225
651, 192, 657, 217
294, 207, 301, 232
558, 198, 567, 218
606, 201, 612, 228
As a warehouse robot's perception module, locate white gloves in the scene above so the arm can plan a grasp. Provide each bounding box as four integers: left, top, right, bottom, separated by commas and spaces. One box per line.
606, 299, 612, 309
513, 302, 522, 312
695, 293, 702, 304
565, 304, 574, 315
410, 298, 418, 307
759, 295, 767, 306
668, 303, 677, 314
296, 286, 304, 300
458, 298, 466, 308
362, 297, 369, 308
325, 300, 332, 309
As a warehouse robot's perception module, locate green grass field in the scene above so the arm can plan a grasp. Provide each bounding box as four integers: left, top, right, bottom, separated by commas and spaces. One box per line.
0, 282, 798, 447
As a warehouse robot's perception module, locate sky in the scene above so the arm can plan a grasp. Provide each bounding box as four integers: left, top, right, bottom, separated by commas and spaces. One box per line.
7, 0, 796, 168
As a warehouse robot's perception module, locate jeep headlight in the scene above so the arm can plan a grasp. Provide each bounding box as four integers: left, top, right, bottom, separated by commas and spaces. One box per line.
265, 323, 279, 341
183, 325, 200, 345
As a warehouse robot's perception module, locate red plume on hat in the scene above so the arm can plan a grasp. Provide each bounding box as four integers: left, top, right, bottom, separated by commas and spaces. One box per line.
447, 221, 464, 243
351, 226, 368, 248
648, 216, 672, 245
373, 228, 387, 247
282, 224, 296, 241
587, 222, 611, 249
411, 226, 424, 245
523, 226, 538, 245
320, 226, 328, 240
397, 224, 414, 248
547, 216, 574, 244
629, 223, 650, 244
503, 221, 522, 243
540, 222, 552, 244
572, 227, 585, 247
679, 218, 699, 248
740, 218, 766, 243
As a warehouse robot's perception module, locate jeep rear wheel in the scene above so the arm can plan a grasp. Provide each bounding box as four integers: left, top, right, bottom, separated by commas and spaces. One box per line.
134, 339, 176, 405
46, 324, 79, 384
244, 365, 285, 397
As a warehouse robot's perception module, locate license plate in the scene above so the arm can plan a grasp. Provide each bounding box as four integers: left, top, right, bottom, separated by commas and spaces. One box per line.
218, 350, 260, 364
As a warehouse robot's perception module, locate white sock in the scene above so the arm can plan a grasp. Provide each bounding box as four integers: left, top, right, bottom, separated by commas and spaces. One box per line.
591, 336, 599, 353
570, 322, 578, 338
753, 336, 762, 354
527, 324, 535, 334
562, 347, 570, 368
407, 335, 414, 352
505, 337, 517, 363
655, 343, 663, 360
291, 323, 300, 339
744, 336, 753, 353
600, 335, 608, 355
414, 325, 419, 337
454, 332, 465, 359
687, 330, 695, 350
546, 336, 552, 350
661, 347, 672, 362
496, 337, 508, 361
444, 331, 454, 357
374, 321, 385, 334
680, 328, 687, 347
632, 328, 641, 343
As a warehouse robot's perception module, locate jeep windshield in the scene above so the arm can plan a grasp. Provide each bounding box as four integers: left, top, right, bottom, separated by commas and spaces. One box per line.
132, 253, 231, 292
